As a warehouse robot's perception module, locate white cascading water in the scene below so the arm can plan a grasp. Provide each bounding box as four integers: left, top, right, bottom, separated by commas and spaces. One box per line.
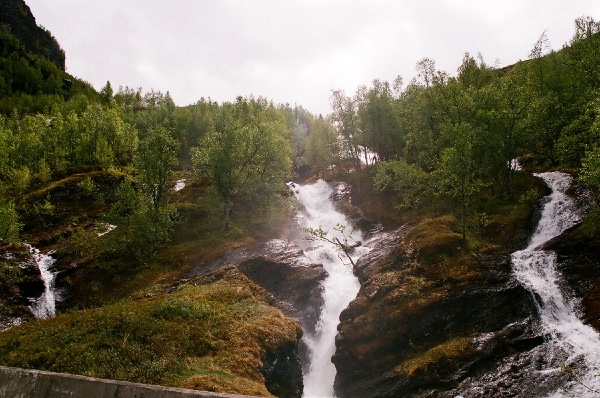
511, 172, 600, 396
26, 244, 57, 319
290, 180, 371, 398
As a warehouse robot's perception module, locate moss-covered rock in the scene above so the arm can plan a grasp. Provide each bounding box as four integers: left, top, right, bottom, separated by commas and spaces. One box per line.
0, 265, 303, 397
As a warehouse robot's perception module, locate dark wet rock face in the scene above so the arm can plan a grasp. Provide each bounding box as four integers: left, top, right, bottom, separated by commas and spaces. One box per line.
330, 181, 381, 238
263, 339, 304, 398
438, 343, 570, 398
546, 182, 600, 331
550, 234, 600, 330
331, 176, 599, 397
332, 231, 541, 397
352, 227, 407, 283
0, 244, 45, 328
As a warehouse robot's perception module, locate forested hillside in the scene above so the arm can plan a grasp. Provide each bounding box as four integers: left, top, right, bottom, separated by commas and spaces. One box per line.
0, 2, 599, 396
317, 17, 600, 235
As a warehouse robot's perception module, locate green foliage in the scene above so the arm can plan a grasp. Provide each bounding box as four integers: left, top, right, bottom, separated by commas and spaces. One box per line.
30, 196, 55, 217
305, 115, 337, 176
192, 98, 292, 229
0, 30, 98, 115
0, 199, 21, 244
134, 126, 178, 213
330, 89, 361, 170
436, 127, 485, 239
580, 146, 600, 188
35, 158, 51, 185
78, 103, 139, 169
0, 261, 23, 286
357, 78, 405, 162
374, 159, 430, 209
104, 126, 179, 262
305, 224, 357, 266
58, 227, 101, 260
519, 188, 541, 204
322, 16, 600, 237
10, 167, 30, 202
77, 176, 95, 196
108, 179, 173, 263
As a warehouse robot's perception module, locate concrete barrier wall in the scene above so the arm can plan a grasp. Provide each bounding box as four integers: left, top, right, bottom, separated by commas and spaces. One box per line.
0, 366, 261, 398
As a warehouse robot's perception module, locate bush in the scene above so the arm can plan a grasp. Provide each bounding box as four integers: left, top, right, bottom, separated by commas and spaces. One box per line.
77, 176, 95, 196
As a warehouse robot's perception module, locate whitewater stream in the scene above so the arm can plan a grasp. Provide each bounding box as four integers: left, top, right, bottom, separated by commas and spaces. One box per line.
289, 180, 371, 398
511, 172, 600, 397
26, 244, 58, 319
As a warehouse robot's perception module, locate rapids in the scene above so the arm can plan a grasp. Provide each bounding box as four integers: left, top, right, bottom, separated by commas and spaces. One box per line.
26, 244, 58, 319
289, 180, 371, 398
512, 172, 600, 397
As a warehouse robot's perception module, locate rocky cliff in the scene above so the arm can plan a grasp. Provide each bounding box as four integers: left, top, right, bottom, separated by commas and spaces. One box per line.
183, 239, 328, 398
0, 0, 65, 70
185, 239, 327, 336
332, 229, 541, 397
549, 182, 600, 332
331, 176, 600, 397
0, 243, 44, 329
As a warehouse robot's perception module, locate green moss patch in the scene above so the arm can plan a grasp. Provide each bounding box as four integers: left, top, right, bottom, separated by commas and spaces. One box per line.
395, 337, 475, 378
405, 216, 464, 262
0, 267, 300, 397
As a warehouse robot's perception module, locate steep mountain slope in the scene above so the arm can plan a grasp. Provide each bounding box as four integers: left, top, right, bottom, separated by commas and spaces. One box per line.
0, 0, 65, 70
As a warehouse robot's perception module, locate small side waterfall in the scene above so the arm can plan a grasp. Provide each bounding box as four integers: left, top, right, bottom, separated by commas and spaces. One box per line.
511, 172, 600, 396
290, 180, 371, 398
26, 244, 58, 319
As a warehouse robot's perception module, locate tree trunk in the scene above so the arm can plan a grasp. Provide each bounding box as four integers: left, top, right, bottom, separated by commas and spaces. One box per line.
223, 198, 231, 230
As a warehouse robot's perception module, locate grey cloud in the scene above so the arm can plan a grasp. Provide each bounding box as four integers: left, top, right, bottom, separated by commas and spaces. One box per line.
25, 0, 600, 115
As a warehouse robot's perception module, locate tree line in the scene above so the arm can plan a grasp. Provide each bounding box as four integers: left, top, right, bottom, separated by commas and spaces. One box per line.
1, 16, 600, 251
304, 16, 600, 237
0, 27, 306, 258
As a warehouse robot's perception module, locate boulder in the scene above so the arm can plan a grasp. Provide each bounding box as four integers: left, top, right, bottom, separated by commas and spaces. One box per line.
186, 239, 327, 335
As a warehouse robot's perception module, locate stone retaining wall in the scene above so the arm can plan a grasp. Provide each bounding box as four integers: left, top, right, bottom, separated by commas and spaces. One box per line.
0, 366, 261, 398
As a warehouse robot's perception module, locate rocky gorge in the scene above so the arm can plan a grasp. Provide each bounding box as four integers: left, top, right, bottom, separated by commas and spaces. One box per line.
2, 170, 598, 398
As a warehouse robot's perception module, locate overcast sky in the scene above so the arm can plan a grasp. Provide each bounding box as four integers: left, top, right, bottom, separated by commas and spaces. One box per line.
26, 1, 600, 115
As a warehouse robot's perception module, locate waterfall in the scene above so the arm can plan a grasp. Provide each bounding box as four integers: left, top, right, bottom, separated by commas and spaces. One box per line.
511, 172, 600, 397
26, 244, 58, 319
174, 179, 186, 192
289, 180, 371, 398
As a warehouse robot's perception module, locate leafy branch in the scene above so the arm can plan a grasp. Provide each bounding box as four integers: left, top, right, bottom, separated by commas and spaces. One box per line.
305, 224, 360, 267
562, 363, 600, 394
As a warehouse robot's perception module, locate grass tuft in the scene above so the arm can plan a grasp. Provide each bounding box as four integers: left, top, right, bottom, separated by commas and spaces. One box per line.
395, 337, 475, 377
